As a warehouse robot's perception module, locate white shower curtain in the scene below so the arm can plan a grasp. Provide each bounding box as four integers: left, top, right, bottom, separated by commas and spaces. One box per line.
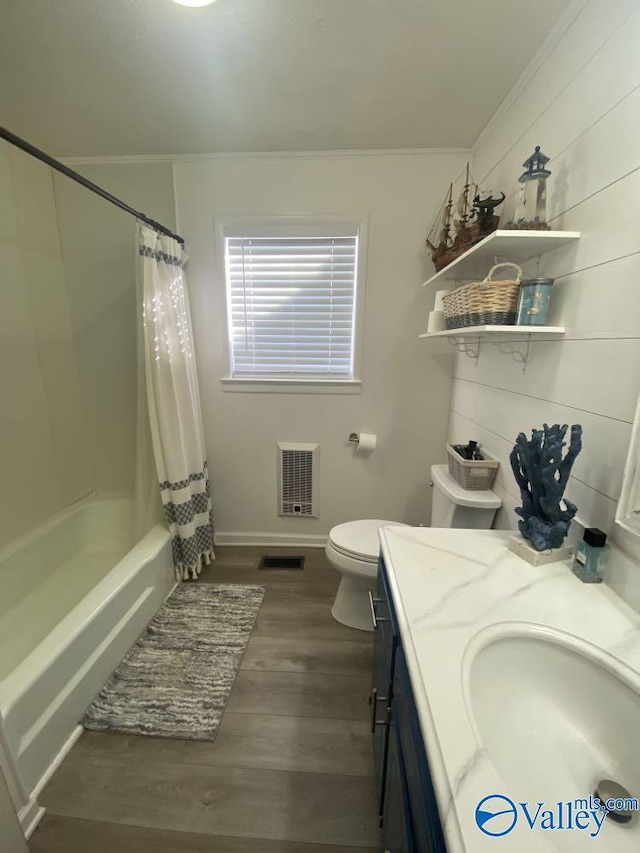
137, 223, 214, 580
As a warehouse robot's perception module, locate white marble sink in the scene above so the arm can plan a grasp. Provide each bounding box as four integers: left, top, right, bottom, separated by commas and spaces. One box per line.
466, 625, 640, 849
378, 527, 640, 853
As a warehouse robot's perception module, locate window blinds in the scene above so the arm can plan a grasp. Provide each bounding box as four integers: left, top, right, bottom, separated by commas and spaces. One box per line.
225, 234, 358, 378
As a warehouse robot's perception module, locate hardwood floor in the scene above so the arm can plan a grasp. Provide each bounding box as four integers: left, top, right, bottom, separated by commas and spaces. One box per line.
30, 547, 379, 852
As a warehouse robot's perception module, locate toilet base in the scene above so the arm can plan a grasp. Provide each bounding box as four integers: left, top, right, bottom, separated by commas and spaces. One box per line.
331, 573, 376, 632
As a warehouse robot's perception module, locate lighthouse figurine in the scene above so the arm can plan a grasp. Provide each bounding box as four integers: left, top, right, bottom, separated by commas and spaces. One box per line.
508, 146, 551, 230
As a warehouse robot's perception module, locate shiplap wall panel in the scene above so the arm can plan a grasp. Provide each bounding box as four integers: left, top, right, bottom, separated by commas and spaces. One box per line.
479, 7, 640, 209
542, 177, 640, 277
546, 87, 640, 222
473, 0, 640, 183
449, 0, 640, 547
453, 338, 640, 423
451, 380, 631, 501
448, 411, 619, 537
545, 255, 640, 340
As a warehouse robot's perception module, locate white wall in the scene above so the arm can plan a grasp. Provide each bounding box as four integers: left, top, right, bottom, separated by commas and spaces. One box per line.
174, 152, 465, 540
0, 142, 92, 547
448, 1, 640, 543
53, 163, 176, 497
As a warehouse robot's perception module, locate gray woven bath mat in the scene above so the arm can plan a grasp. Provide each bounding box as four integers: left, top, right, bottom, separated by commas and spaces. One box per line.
82, 583, 265, 740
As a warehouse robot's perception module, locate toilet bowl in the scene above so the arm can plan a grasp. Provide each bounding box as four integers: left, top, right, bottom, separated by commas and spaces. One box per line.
326, 519, 408, 631
326, 465, 501, 631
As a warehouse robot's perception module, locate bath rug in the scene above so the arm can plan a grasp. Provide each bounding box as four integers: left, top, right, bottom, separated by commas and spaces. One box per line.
82, 583, 265, 740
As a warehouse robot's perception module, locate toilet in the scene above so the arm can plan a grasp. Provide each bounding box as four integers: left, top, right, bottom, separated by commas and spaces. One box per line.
325, 463, 502, 631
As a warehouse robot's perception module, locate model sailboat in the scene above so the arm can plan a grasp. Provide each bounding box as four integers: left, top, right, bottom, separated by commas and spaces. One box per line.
426, 164, 504, 272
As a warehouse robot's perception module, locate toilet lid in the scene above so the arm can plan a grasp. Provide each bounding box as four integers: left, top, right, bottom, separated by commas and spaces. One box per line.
329, 519, 409, 562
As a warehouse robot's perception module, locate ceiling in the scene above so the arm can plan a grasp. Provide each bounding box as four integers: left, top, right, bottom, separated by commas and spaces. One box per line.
0, 0, 571, 157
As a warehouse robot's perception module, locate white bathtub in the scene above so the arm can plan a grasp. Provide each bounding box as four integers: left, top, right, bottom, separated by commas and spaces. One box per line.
0, 496, 175, 794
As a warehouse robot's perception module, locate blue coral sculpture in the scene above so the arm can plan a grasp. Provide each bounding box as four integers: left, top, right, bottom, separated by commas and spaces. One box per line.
510, 423, 582, 551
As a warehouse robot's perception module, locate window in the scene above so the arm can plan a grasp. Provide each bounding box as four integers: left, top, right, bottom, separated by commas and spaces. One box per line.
221, 219, 364, 387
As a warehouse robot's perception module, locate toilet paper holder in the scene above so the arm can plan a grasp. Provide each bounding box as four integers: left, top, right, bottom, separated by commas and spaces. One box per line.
348, 432, 377, 452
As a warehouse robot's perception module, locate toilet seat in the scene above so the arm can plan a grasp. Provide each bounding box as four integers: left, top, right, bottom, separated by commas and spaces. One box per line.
328, 519, 408, 563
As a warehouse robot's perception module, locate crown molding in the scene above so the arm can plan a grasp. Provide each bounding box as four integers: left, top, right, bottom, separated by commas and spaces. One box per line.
471, 0, 590, 157
59, 147, 471, 166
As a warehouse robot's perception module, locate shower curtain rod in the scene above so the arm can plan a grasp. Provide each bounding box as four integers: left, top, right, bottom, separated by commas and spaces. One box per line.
0, 125, 185, 245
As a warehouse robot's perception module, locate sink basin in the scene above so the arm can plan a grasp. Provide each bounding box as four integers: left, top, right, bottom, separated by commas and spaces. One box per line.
465, 625, 640, 849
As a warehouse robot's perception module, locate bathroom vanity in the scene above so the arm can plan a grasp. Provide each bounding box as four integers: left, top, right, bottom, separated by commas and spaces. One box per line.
372, 526, 640, 852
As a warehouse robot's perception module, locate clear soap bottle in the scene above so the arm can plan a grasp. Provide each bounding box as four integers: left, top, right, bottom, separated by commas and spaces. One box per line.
572, 528, 609, 583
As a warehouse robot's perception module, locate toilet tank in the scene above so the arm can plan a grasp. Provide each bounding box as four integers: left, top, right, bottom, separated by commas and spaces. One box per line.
430, 464, 501, 528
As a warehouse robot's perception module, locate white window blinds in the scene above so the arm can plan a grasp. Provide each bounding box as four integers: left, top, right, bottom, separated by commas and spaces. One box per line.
225, 232, 358, 378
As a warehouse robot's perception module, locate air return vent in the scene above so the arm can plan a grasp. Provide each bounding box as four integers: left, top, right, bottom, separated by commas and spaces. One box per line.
277, 442, 319, 518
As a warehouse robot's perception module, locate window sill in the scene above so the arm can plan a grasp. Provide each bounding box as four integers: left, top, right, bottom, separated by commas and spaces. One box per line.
220, 377, 362, 395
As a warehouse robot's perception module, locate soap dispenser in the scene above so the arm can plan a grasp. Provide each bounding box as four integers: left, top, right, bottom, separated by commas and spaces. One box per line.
572, 528, 609, 583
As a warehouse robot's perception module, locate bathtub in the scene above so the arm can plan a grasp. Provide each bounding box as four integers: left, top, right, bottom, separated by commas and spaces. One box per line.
0, 496, 175, 795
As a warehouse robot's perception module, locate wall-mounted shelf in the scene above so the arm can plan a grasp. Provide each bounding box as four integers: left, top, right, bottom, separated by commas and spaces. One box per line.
419, 324, 565, 339
422, 230, 580, 287
419, 325, 565, 373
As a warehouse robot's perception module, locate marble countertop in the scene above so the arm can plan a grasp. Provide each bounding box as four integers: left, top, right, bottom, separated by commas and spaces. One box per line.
378, 527, 640, 853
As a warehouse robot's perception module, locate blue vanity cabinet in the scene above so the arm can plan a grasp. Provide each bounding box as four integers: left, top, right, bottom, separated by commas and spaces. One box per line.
372, 557, 447, 853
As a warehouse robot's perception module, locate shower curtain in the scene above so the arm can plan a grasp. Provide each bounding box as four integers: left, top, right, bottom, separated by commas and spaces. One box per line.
137, 223, 214, 580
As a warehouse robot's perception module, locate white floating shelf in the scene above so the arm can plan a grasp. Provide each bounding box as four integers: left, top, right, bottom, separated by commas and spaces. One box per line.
419, 325, 565, 373
419, 325, 565, 339
422, 230, 580, 287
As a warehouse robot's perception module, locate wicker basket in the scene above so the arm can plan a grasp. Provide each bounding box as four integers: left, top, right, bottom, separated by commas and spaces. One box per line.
446, 444, 499, 490
442, 262, 522, 330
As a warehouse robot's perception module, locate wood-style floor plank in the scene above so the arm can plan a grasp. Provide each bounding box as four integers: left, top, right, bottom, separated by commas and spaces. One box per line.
253, 601, 371, 642
40, 762, 379, 847
30, 814, 380, 853
261, 583, 340, 608
200, 565, 338, 586
62, 714, 375, 777
211, 712, 375, 776
241, 635, 372, 676
226, 670, 371, 720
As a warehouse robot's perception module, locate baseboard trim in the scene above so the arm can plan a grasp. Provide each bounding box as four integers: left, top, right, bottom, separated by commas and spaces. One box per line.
29, 725, 83, 807
19, 797, 45, 839
214, 531, 327, 548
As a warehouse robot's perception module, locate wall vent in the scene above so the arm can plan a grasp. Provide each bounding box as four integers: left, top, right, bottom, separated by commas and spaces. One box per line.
277, 442, 319, 518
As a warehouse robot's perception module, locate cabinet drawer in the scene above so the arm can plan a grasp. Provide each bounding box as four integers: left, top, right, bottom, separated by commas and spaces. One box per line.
378, 556, 400, 638
373, 570, 394, 664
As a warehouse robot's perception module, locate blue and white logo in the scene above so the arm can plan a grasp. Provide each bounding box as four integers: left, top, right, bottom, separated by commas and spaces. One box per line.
475, 793, 640, 838
475, 794, 518, 837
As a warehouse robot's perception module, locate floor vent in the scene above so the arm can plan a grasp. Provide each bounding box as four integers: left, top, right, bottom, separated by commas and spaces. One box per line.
278, 442, 319, 517
259, 555, 305, 571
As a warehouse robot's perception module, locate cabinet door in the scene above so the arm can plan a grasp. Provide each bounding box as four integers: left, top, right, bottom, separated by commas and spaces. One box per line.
394, 647, 447, 853
371, 625, 392, 811
371, 560, 397, 818
381, 707, 415, 853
